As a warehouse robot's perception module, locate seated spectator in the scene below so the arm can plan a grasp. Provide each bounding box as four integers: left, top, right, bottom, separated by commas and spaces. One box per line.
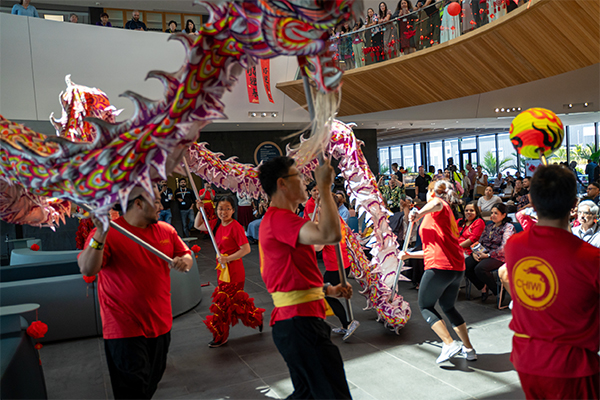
69, 13, 78, 23
96, 12, 112, 27
165, 20, 178, 33
477, 185, 502, 212
125, 10, 147, 31
517, 177, 531, 210
465, 203, 515, 301
12, 0, 39, 17
493, 172, 505, 192
585, 181, 600, 204
503, 178, 514, 196
246, 197, 268, 243
185, 19, 199, 35
572, 200, 600, 247
457, 201, 485, 257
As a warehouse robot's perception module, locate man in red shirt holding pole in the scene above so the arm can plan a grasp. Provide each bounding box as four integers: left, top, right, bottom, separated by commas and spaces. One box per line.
505, 165, 599, 400
78, 187, 193, 399
258, 156, 353, 399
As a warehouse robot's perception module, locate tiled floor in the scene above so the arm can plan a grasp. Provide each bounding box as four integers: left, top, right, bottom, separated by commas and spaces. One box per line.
40, 237, 525, 400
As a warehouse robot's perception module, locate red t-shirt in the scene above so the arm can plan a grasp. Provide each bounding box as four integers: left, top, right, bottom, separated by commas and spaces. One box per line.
419, 199, 465, 271
209, 219, 248, 284
506, 225, 600, 377
259, 207, 326, 325
81, 217, 191, 339
199, 188, 215, 201
303, 197, 316, 220
322, 218, 351, 272
457, 217, 486, 256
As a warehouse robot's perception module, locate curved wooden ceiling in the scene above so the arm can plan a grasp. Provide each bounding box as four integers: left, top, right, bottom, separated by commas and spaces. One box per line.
277, 0, 600, 117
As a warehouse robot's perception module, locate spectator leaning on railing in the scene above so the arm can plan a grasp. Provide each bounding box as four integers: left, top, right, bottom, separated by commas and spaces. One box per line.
185, 19, 199, 35
69, 13, 78, 23
125, 10, 147, 31
96, 12, 112, 27
11, 0, 39, 17
165, 20, 178, 33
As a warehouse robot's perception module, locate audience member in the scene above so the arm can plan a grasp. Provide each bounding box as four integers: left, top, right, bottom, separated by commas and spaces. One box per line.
125, 10, 147, 31
471, 0, 489, 27
304, 181, 319, 220
185, 19, 199, 35
473, 165, 488, 198
517, 176, 531, 210
69, 13, 78, 23
477, 185, 502, 212
336, 192, 350, 222
493, 172, 505, 192
165, 20, 178, 33
351, 18, 365, 68
246, 197, 268, 243
379, 2, 395, 59
572, 200, 600, 247
11, 0, 39, 17
96, 12, 112, 27
236, 192, 254, 229
440, 0, 460, 44
420, 0, 442, 46
198, 182, 216, 221
585, 181, 600, 204
174, 178, 195, 237
487, 0, 507, 23
415, 165, 432, 202
465, 203, 515, 301
505, 165, 599, 400
457, 201, 485, 257
466, 163, 476, 197
586, 158, 599, 185
338, 22, 354, 70
391, 162, 403, 181
158, 179, 173, 224
395, 0, 417, 55
365, 8, 383, 62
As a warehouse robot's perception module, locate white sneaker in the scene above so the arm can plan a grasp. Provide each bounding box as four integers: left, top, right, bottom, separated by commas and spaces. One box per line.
332, 327, 347, 335
343, 320, 360, 341
461, 345, 478, 361
509, 300, 513, 310
436, 341, 462, 364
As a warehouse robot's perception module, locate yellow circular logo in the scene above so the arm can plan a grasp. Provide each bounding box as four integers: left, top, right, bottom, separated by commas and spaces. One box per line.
513, 257, 559, 310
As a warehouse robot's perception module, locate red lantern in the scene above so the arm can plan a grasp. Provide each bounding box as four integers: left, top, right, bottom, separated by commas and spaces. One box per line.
34, 343, 43, 350
191, 245, 201, 253
83, 275, 96, 284
30, 243, 40, 251
448, 1, 461, 16
27, 321, 48, 339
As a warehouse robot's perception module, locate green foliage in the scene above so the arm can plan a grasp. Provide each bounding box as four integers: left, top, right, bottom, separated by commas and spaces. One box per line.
481, 151, 512, 176
380, 164, 389, 174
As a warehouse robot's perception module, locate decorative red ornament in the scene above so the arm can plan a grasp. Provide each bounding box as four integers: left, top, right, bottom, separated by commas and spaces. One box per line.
490, 13, 495, 18
447, 2, 461, 16
82, 275, 96, 284
30, 243, 40, 251
361, 58, 365, 62
34, 343, 43, 350
26, 321, 48, 339
191, 245, 201, 253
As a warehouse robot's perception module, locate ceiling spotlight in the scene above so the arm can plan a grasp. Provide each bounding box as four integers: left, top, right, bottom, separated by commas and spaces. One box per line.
500, 108, 505, 112
495, 108, 499, 113
271, 112, 277, 117
512, 108, 516, 111
568, 104, 573, 108
584, 103, 589, 107
506, 109, 511, 113
261, 112, 267, 117
250, 112, 257, 117
517, 107, 521, 111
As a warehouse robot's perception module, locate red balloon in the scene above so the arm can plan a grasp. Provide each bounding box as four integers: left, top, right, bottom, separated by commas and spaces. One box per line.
448, 1, 461, 16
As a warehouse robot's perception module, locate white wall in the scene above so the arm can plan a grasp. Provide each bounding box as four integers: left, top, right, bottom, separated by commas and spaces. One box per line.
0, 13, 309, 126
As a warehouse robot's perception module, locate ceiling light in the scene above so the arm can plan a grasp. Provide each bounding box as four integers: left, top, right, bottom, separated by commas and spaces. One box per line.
517, 107, 521, 111
500, 108, 505, 112
584, 103, 589, 107
512, 108, 516, 111
495, 108, 499, 113
568, 104, 573, 108
261, 112, 267, 117
250, 112, 257, 117
271, 112, 277, 117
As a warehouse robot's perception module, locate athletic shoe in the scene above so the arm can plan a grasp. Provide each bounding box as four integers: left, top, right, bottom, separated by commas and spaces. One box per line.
343, 320, 360, 341
332, 327, 347, 335
509, 300, 513, 310
436, 341, 462, 363
258, 323, 263, 333
208, 339, 228, 348
461, 346, 478, 361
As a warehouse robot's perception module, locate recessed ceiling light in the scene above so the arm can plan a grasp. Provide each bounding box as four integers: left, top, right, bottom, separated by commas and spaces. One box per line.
584, 103, 589, 107
495, 108, 499, 113
500, 108, 505, 112
261, 112, 267, 117
517, 107, 521, 111
568, 104, 573, 108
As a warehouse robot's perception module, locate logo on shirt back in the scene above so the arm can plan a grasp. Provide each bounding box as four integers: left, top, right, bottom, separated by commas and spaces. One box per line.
513, 257, 558, 310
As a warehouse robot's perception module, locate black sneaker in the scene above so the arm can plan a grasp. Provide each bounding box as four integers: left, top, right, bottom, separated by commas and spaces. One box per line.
208, 339, 228, 348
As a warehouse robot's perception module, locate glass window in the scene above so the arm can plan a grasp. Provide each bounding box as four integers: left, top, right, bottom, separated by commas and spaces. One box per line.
379, 148, 390, 174
415, 144, 422, 170
478, 135, 496, 176
569, 123, 596, 176
445, 139, 459, 168
461, 136, 476, 150
146, 12, 163, 31
497, 133, 519, 175
403, 145, 414, 172
104, 9, 124, 28
390, 146, 402, 168
429, 141, 443, 172
165, 13, 182, 31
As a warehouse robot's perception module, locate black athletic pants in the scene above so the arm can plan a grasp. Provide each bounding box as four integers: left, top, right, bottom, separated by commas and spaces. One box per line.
104, 331, 171, 399
324, 269, 350, 329
272, 317, 352, 399
418, 269, 465, 328
465, 255, 504, 295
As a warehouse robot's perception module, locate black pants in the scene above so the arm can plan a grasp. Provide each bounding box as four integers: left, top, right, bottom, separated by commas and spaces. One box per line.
471, 0, 489, 27
418, 269, 465, 328
465, 255, 504, 295
272, 317, 352, 399
324, 269, 350, 329
104, 332, 171, 399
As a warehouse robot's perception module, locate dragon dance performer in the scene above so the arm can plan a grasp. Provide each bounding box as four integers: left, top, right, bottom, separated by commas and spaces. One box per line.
506, 165, 599, 400
401, 180, 477, 363
78, 186, 193, 399
258, 156, 353, 399
194, 196, 265, 348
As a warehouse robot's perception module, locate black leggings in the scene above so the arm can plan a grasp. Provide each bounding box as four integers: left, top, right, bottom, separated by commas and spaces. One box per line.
418, 269, 465, 328
465, 255, 504, 295
323, 269, 350, 329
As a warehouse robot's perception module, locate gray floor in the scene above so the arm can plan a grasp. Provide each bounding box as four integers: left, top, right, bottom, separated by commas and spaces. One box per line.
40, 237, 526, 400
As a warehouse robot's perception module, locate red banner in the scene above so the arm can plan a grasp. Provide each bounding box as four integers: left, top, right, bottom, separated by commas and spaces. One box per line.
260, 59, 274, 104
246, 66, 259, 104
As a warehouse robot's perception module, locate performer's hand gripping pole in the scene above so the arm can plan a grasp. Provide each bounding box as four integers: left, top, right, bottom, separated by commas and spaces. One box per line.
389, 209, 417, 302
81, 204, 173, 264
182, 158, 223, 263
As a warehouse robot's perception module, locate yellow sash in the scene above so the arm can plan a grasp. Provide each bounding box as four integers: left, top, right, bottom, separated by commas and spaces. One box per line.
216, 254, 230, 283
514, 332, 531, 339
270, 287, 334, 316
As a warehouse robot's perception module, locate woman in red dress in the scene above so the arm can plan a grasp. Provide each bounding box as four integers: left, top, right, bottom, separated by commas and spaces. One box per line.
198, 182, 216, 220
195, 195, 264, 348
